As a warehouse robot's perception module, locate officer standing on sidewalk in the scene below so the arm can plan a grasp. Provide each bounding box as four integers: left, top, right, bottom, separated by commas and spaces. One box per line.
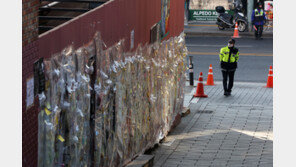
252, 2, 266, 40
219, 39, 239, 96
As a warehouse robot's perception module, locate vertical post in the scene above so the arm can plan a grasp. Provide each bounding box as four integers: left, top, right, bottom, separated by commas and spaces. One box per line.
89, 41, 97, 167
184, 0, 189, 25
247, 0, 254, 31
189, 56, 194, 86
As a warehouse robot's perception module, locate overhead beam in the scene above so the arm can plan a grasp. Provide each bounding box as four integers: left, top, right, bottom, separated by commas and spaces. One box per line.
39, 25, 56, 31
39, 16, 74, 20
39, 7, 90, 12
40, 0, 107, 4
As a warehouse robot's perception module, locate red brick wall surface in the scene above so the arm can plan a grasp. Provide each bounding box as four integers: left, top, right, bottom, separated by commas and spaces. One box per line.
22, 0, 39, 46
22, 0, 40, 166
22, 41, 39, 167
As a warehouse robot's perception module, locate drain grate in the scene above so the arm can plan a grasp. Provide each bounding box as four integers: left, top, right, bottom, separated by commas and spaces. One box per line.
196, 110, 213, 114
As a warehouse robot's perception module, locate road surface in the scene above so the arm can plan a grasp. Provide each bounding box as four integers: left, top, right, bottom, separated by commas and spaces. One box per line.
186, 36, 273, 83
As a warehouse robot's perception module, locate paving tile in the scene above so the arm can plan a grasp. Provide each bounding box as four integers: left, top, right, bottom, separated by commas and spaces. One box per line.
180, 159, 197, 165
229, 155, 246, 161
231, 152, 248, 156
215, 154, 232, 159
242, 161, 259, 166
211, 160, 228, 165
183, 155, 201, 160
166, 158, 182, 163
195, 160, 212, 165
162, 163, 179, 167
177, 164, 196, 167
151, 82, 273, 166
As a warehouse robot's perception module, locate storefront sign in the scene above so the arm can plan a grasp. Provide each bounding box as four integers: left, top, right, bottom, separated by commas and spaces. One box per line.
189, 9, 232, 21
264, 1, 273, 20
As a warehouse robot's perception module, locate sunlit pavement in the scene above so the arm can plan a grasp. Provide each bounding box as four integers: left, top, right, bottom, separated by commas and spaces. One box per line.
151, 81, 273, 167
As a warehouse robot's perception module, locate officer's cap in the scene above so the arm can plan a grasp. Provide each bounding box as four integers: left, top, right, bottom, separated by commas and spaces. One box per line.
228, 39, 235, 44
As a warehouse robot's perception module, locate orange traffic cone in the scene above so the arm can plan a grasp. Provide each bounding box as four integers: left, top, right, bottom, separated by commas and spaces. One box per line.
266, 66, 273, 88
232, 22, 240, 38
194, 72, 208, 98
206, 64, 215, 86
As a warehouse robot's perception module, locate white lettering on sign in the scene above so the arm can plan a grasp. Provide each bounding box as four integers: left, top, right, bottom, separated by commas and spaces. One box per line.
193, 10, 220, 17
196, 11, 212, 16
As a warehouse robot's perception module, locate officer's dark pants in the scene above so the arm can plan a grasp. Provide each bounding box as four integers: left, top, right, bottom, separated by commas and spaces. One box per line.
222, 70, 235, 92
255, 25, 263, 38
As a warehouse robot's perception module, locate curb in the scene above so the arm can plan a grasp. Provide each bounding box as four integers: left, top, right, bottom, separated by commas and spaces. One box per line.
126, 154, 154, 167
184, 31, 273, 38
181, 107, 191, 117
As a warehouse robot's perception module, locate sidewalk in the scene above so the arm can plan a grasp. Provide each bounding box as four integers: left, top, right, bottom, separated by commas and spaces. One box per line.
184, 21, 273, 38
151, 81, 273, 167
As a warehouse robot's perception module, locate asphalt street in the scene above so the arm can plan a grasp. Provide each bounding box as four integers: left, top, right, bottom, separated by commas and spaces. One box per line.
186, 36, 273, 83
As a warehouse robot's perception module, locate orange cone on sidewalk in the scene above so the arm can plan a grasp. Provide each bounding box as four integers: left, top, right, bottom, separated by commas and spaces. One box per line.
206, 64, 215, 86
232, 22, 240, 38
266, 66, 273, 88
194, 72, 208, 98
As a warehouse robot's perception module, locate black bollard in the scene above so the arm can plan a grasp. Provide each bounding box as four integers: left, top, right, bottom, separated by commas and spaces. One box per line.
189, 56, 194, 86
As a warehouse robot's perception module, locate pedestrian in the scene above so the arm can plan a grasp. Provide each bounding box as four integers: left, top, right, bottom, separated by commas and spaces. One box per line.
219, 39, 239, 96
251, 2, 267, 40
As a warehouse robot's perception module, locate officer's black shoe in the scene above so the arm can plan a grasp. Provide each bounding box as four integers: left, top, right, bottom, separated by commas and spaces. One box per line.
226, 90, 231, 96
224, 91, 228, 96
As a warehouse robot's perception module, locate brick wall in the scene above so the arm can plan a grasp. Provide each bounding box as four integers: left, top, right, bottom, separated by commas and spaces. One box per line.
22, 0, 39, 166
22, 41, 39, 167
22, 0, 39, 46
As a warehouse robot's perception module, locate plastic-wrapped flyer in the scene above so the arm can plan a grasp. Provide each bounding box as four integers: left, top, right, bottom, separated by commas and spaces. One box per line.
38, 32, 187, 167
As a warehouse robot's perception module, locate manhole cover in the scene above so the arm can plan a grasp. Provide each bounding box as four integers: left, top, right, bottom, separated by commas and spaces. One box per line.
196, 110, 213, 114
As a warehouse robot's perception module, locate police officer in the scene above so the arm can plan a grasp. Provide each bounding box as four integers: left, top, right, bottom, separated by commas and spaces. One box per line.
252, 2, 266, 40
220, 39, 239, 96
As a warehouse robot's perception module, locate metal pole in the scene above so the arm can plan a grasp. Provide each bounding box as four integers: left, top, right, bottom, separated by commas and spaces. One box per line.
247, 0, 254, 31
189, 56, 194, 86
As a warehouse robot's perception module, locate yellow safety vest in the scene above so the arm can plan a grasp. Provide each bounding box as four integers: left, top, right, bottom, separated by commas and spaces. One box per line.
255, 9, 264, 16
219, 46, 239, 63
